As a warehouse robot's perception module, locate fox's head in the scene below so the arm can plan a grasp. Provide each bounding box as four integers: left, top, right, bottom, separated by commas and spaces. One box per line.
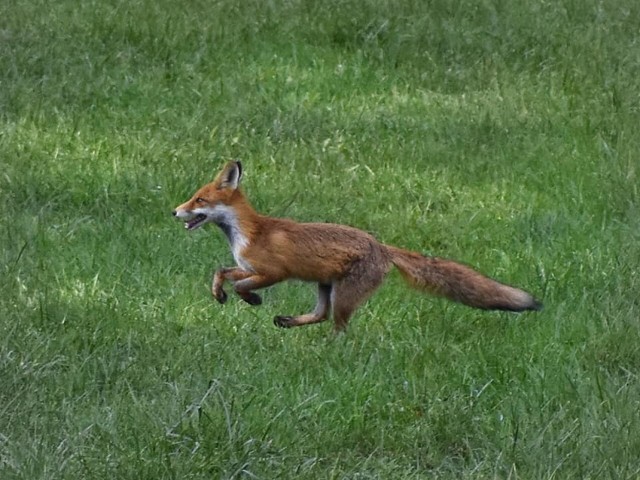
172, 161, 243, 231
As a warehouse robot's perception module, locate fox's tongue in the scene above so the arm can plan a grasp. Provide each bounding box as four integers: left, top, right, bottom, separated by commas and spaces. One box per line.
185, 214, 207, 230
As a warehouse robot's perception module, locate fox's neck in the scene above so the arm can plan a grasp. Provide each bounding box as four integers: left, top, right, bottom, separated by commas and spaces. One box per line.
215, 191, 260, 257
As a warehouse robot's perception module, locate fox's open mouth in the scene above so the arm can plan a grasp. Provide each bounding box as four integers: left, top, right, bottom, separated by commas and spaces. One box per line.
185, 214, 208, 231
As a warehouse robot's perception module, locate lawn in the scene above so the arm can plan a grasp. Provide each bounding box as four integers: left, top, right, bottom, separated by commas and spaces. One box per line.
1, 0, 639, 478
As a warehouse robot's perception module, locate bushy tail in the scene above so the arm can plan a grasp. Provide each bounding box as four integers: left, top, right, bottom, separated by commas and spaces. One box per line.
386, 246, 542, 312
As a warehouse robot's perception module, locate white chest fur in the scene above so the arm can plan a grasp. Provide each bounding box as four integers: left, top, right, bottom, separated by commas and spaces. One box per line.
230, 233, 253, 272
208, 204, 254, 272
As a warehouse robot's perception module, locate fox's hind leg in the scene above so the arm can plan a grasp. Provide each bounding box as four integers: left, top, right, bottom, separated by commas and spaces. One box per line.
330, 275, 383, 332
274, 283, 331, 328
331, 251, 390, 332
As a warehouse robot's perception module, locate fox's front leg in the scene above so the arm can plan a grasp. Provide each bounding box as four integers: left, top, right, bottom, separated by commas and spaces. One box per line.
212, 267, 257, 304
212, 268, 279, 306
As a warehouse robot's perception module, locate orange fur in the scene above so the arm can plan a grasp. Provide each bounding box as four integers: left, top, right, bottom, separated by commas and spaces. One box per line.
173, 161, 542, 332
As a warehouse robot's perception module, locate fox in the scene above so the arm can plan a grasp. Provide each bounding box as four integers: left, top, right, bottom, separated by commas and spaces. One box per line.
173, 161, 542, 332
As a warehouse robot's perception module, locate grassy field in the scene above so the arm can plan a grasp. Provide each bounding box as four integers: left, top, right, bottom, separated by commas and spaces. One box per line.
1, 0, 639, 478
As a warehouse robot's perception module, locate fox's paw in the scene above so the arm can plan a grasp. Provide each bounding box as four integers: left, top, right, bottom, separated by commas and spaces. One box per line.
213, 288, 228, 304
240, 292, 262, 306
273, 316, 294, 328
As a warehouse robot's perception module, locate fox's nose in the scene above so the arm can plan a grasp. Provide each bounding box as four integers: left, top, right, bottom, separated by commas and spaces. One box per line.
172, 210, 177, 216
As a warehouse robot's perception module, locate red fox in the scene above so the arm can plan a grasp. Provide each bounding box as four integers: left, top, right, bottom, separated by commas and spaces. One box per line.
173, 161, 542, 331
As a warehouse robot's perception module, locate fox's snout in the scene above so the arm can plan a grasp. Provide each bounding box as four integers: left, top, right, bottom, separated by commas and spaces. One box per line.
172, 205, 190, 218
173, 204, 210, 231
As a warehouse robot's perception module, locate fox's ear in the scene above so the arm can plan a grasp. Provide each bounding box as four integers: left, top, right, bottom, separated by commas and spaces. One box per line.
218, 161, 243, 190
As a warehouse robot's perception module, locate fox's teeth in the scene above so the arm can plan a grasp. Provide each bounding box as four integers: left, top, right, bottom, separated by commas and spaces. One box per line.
184, 214, 207, 231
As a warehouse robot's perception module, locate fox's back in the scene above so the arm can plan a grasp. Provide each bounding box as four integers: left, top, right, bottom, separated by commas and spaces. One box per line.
244, 217, 387, 283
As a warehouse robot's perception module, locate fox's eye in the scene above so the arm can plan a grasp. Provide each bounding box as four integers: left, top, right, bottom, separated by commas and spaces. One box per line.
195, 197, 206, 204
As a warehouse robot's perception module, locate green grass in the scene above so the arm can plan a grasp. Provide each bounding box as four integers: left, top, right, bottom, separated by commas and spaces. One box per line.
2, 0, 639, 478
